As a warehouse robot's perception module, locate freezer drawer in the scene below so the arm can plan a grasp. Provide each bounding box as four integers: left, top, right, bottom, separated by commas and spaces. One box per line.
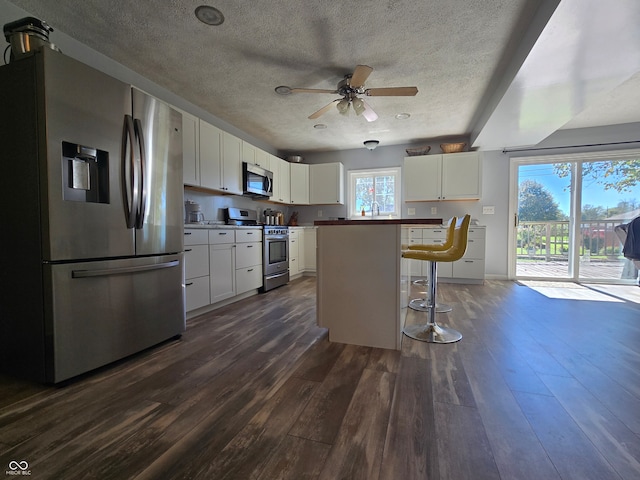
47, 254, 185, 383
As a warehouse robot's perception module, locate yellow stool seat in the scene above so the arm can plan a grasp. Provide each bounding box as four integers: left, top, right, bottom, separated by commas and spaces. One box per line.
403, 217, 456, 313
401, 214, 471, 343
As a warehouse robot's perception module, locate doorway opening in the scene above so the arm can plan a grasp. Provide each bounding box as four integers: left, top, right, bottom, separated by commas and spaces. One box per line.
510, 149, 640, 284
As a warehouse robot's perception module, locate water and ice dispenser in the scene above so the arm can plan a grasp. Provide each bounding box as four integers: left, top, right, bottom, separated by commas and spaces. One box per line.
62, 141, 109, 203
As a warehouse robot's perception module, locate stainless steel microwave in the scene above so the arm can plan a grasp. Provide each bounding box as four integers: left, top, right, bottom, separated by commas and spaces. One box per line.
242, 162, 273, 198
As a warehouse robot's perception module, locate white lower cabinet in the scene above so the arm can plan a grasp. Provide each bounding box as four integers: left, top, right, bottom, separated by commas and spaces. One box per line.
184, 229, 210, 311
235, 229, 263, 295
209, 229, 236, 303
289, 227, 316, 277
451, 227, 486, 280
302, 227, 317, 272
186, 227, 265, 314
289, 228, 300, 276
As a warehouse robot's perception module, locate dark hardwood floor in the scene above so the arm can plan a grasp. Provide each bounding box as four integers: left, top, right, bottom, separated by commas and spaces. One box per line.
1, 277, 640, 479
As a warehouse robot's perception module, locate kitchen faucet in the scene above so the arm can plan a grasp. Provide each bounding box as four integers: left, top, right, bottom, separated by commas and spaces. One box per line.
371, 201, 380, 216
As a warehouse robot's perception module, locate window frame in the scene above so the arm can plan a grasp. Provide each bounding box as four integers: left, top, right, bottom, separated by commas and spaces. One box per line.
348, 166, 402, 219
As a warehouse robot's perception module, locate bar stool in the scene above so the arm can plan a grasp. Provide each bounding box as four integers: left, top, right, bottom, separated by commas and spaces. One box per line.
407, 217, 456, 313
401, 214, 471, 343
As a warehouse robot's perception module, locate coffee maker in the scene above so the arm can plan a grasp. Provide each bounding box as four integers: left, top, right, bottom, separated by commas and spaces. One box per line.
185, 200, 204, 224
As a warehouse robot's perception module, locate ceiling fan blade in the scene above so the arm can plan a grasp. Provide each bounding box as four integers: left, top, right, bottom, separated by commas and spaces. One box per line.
361, 99, 378, 122
365, 86, 419, 96
308, 100, 339, 119
290, 88, 338, 94
349, 65, 373, 87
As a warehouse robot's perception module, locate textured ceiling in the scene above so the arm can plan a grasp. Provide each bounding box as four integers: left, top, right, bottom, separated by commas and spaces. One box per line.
5, 0, 640, 153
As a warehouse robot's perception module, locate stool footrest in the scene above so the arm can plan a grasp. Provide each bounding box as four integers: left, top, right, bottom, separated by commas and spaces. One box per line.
403, 323, 462, 343
408, 299, 452, 313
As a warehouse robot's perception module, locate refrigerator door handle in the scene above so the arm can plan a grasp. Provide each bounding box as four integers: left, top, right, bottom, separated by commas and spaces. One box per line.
71, 260, 180, 278
122, 115, 138, 229
134, 118, 147, 230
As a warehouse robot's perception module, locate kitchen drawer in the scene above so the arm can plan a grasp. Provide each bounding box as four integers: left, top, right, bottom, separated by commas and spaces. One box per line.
236, 229, 262, 243
184, 229, 209, 245
185, 244, 209, 279
463, 237, 485, 259
236, 265, 262, 295
408, 228, 423, 240
209, 229, 235, 244
422, 227, 448, 240
236, 242, 262, 269
467, 227, 485, 239
185, 275, 210, 311
452, 258, 485, 279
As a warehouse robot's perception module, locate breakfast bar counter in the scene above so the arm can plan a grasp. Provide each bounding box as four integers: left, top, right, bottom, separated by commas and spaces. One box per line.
314, 218, 442, 350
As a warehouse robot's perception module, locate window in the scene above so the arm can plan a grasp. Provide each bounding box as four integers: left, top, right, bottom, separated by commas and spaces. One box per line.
348, 167, 401, 218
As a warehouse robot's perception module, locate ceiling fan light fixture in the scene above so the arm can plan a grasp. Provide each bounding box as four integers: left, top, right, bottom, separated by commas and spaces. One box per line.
195, 6, 225, 26
364, 140, 380, 150
336, 99, 350, 115
352, 97, 365, 116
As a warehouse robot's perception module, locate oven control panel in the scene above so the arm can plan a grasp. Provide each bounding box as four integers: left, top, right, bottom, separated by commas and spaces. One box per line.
264, 227, 288, 236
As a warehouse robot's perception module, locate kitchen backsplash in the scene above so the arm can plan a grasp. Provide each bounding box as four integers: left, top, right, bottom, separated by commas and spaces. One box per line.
183, 189, 291, 224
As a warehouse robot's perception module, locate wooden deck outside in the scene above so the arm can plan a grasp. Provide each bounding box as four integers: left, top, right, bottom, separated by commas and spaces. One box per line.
517, 259, 639, 281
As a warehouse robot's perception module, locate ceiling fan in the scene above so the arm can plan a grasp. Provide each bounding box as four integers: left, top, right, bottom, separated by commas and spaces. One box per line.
276, 65, 418, 122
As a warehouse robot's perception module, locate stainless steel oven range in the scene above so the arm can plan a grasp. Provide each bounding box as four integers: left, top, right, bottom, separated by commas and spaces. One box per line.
262, 226, 289, 292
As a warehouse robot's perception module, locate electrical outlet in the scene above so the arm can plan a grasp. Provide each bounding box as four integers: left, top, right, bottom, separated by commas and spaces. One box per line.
482, 206, 495, 215
318, 210, 323, 217
407, 208, 416, 216
431, 207, 437, 214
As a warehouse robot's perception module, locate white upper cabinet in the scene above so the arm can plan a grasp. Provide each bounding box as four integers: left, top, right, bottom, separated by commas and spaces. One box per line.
241, 141, 257, 165
289, 162, 309, 205
310, 162, 344, 205
404, 155, 442, 201
181, 110, 199, 186
255, 148, 270, 170
221, 131, 242, 195
242, 141, 270, 170
404, 151, 482, 201
199, 120, 223, 191
199, 120, 242, 194
440, 152, 482, 200
271, 156, 291, 204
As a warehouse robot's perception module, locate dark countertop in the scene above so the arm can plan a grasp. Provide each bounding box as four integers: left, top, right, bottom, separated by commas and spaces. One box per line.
314, 218, 443, 226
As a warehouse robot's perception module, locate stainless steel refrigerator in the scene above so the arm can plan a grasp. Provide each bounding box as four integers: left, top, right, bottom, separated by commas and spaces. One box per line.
0, 47, 185, 383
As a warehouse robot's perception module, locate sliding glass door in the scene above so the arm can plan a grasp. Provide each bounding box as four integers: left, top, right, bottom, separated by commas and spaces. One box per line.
511, 150, 640, 283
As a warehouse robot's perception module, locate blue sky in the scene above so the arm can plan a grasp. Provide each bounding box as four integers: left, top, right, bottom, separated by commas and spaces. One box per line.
519, 163, 640, 216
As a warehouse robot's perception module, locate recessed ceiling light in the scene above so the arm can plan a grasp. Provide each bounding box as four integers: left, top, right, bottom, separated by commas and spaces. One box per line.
275, 86, 292, 95
395, 113, 410, 120
195, 6, 225, 26
313, 124, 327, 129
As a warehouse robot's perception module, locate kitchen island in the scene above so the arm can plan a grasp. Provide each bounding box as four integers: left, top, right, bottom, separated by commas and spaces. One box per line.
315, 218, 442, 350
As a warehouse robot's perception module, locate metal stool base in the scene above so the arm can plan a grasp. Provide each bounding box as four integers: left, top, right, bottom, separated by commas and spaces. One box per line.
409, 299, 452, 313
403, 323, 462, 344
